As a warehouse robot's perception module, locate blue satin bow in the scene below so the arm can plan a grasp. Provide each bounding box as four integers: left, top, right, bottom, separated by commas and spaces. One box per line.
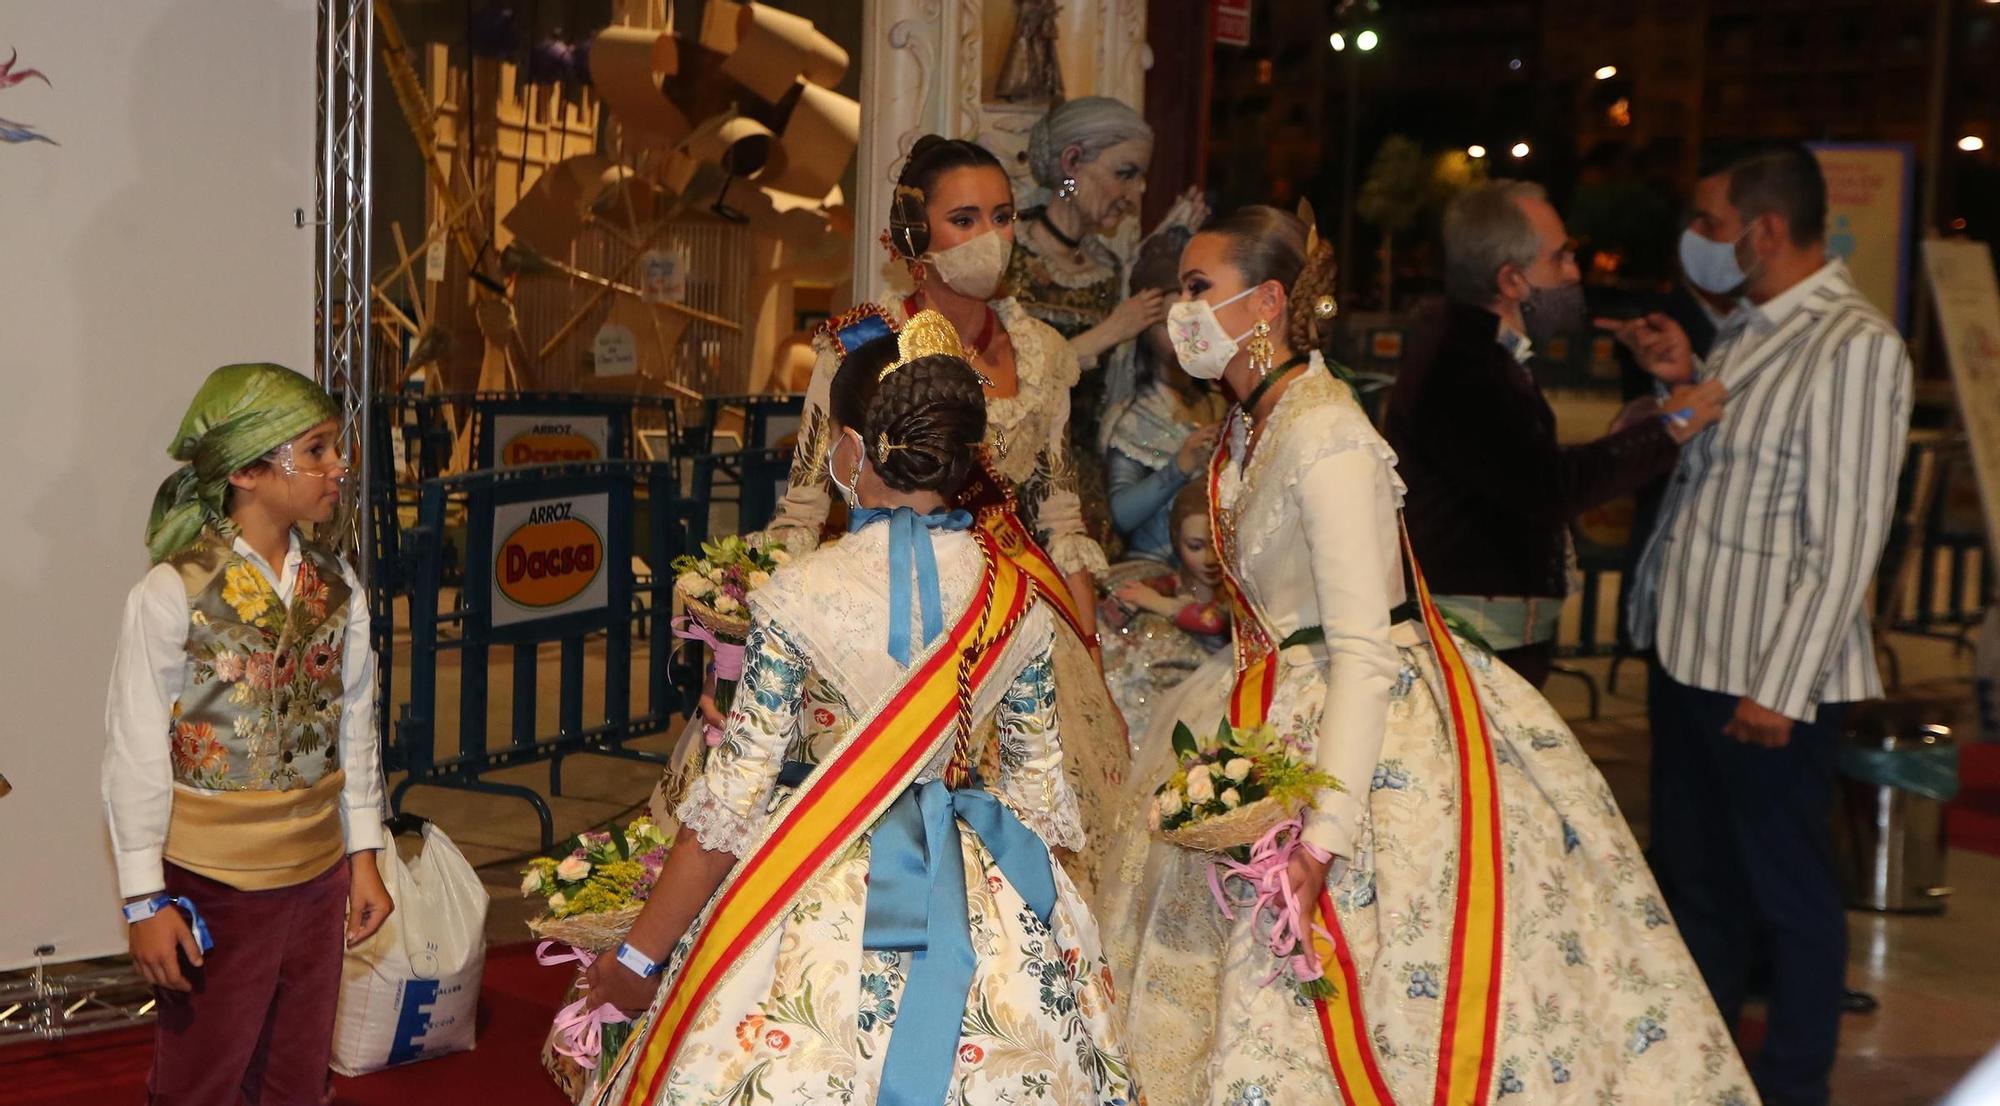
863, 779, 1058, 1106
848, 506, 974, 666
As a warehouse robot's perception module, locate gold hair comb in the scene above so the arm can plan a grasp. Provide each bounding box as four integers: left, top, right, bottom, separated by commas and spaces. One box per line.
876, 432, 908, 458
878, 308, 969, 382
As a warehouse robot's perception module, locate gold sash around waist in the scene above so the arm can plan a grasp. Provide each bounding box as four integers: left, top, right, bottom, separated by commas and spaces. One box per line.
164, 769, 348, 891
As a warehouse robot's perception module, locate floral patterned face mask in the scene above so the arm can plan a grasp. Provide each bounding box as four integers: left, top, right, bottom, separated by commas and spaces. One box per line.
1166, 285, 1257, 380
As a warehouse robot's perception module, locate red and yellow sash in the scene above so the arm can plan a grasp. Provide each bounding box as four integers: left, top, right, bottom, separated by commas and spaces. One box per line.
602, 533, 1034, 1106
958, 455, 1089, 640
1206, 424, 1506, 1106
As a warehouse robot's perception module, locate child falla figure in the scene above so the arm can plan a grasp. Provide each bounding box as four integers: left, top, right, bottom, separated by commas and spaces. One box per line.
104, 363, 394, 1104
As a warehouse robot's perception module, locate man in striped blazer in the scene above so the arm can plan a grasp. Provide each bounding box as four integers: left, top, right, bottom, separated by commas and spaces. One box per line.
1604, 142, 1914, 1106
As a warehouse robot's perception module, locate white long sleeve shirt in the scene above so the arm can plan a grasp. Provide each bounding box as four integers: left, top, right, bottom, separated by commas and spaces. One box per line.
101, 531, 387, 898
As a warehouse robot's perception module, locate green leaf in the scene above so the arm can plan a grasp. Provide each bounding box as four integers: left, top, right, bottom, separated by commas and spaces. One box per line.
1172, 721, 1198, 761
612, 822, 632, 860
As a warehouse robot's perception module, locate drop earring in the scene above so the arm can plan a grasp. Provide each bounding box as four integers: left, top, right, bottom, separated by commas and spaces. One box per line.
1246, 319, 1275, 375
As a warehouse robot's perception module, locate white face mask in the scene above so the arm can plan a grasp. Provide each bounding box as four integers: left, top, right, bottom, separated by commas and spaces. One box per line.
926, 230, 1012, 300
1679, 225, 1756, 295
827, 429, 863, 507
1166, 285, 1258, 380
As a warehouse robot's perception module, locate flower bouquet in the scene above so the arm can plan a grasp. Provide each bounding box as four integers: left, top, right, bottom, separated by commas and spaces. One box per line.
524, 818, 672, 1103
1150, 718, 1337, 856
1150, 718, 1345, 1002
671, 535, 789, 742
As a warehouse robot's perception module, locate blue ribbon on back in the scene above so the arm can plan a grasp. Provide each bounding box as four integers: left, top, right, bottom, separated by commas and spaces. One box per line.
848, 506, 974, 666
862, 780, 1058, 1106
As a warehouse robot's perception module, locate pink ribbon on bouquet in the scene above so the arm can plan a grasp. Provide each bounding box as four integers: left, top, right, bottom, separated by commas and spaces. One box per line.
1205, 817, 1336, 988
535, 941, 630, 1062
671, 616, 747, 747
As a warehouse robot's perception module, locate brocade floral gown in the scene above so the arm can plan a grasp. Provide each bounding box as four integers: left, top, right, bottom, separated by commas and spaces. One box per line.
1097, 365, 1757, 1106
602, 523, 1140, 1106
766, 296, 1127, 904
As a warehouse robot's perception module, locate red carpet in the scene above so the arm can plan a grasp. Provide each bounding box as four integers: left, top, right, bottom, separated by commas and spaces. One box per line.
1947, 742, 2000, 858
0, 942, 574, 1106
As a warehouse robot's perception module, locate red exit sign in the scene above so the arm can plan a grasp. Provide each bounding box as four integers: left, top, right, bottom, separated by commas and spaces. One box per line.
1215, 0, 1251, 46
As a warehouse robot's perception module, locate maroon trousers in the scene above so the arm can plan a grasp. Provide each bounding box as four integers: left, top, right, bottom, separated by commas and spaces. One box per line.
148, 859, 349, 1106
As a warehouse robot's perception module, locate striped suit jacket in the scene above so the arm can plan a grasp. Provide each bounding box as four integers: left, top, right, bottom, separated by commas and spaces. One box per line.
1626, 260, 1913, 721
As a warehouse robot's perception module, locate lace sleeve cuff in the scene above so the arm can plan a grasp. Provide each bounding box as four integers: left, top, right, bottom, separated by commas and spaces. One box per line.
675, 776, 764, 857
1046, 531, 1109, 578
1008, 788, 1086, 852
1299, 785, 1363, 859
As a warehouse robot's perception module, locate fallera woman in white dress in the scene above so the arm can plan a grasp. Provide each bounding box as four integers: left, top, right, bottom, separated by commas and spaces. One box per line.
1098, 207, 1758, 1106
764, 135, 1128, 902
586, 317, 1139, 1106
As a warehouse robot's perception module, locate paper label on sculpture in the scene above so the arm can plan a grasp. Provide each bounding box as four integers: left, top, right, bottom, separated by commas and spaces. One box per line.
491, 494, 609, 626
640, 250, 686, 304
425, 238, 448, 283
593, 324, 639, 377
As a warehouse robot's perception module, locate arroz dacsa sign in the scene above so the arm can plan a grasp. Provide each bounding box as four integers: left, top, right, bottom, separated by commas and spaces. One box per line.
490, 412, 611, 468
490, 493, 611, 627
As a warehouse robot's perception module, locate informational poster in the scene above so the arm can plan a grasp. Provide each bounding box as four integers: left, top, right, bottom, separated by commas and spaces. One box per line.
1810, 143, 1915, 332
490, 492, 611, 627
490, 412, 611, 467
593, 322, 638, 377
1923, 238, 2000, 557
1214, 0, 1252, 46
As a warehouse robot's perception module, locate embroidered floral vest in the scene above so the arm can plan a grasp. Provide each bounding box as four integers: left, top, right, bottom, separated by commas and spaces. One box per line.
164, 530, 351, 791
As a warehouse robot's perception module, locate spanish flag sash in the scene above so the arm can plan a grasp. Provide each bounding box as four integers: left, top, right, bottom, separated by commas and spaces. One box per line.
956, 455, 1089, 640
599, 532, 1035, 1106
1205, 423, 1507, 1106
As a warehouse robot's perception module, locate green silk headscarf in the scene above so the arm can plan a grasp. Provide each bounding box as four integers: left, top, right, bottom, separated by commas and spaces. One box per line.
145, 363, 340, 563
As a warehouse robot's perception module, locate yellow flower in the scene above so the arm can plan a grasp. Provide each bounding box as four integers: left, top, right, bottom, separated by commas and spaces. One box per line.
222, 563, 273, 624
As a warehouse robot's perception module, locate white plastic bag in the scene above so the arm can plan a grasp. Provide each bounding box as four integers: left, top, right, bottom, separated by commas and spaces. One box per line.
331, 822, 490, 1075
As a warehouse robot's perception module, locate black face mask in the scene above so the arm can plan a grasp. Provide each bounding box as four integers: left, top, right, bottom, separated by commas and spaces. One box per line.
1520, 281, 1586, 348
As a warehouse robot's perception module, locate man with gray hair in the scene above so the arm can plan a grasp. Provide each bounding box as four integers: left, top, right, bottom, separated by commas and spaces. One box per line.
1384, 179, 1725, 686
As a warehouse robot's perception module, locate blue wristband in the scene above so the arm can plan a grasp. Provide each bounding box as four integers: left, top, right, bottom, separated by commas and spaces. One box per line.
615, 941, 664, 978
122, 895, 215, 953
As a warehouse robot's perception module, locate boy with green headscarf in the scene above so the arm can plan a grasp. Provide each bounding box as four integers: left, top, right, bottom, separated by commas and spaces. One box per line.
104, 363, 394, 1102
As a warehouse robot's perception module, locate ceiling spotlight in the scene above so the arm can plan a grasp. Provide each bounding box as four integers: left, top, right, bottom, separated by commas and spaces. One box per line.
1467, 144, 1488, 159
1510, 141, 1531, 159
1329, 31, 1346, 51
1959, 135, 1987, 152
1508, 57, 1523, 71
1595, 65, 1618, 80
1356, 29, 1379, 51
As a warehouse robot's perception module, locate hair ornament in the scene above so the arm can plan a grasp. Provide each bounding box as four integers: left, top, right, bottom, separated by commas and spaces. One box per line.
878, 308, 968, 382
876, 431, 909, 458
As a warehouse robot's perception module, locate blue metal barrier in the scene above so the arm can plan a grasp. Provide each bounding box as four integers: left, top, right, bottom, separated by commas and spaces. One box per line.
683, 393, 805, 453
393, 459, 689, 848
686, 446, 796, 546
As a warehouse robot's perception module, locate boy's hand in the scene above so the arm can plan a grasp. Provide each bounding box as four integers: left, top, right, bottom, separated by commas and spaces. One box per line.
128, 905, 202, 992
346, 851, 395, 947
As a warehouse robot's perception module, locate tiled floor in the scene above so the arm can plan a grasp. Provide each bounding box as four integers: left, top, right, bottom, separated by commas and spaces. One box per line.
384, 625, 1999, 1103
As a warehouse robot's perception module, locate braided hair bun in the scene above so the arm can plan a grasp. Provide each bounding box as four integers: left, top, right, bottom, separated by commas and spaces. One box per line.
829, 336, 987, 496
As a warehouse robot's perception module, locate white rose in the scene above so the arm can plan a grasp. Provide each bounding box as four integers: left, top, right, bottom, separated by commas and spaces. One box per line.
548, 892, 568, 913
1221, 787, 1242, 809
767, 548, 792, 565
1159, 789, 1185, 818
748, 570, 771, 589
520, 869, 543, 895
716, 595, 745, 615
1186, 771, 1216, 805
555, 856, 592, 882
1224, 757, 1252, 782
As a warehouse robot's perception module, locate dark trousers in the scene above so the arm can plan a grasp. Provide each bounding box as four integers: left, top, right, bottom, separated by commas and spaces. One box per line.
1647, 666, 1848, 1106
149, 859, 350, 1106
1495, 640, 1555, 689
